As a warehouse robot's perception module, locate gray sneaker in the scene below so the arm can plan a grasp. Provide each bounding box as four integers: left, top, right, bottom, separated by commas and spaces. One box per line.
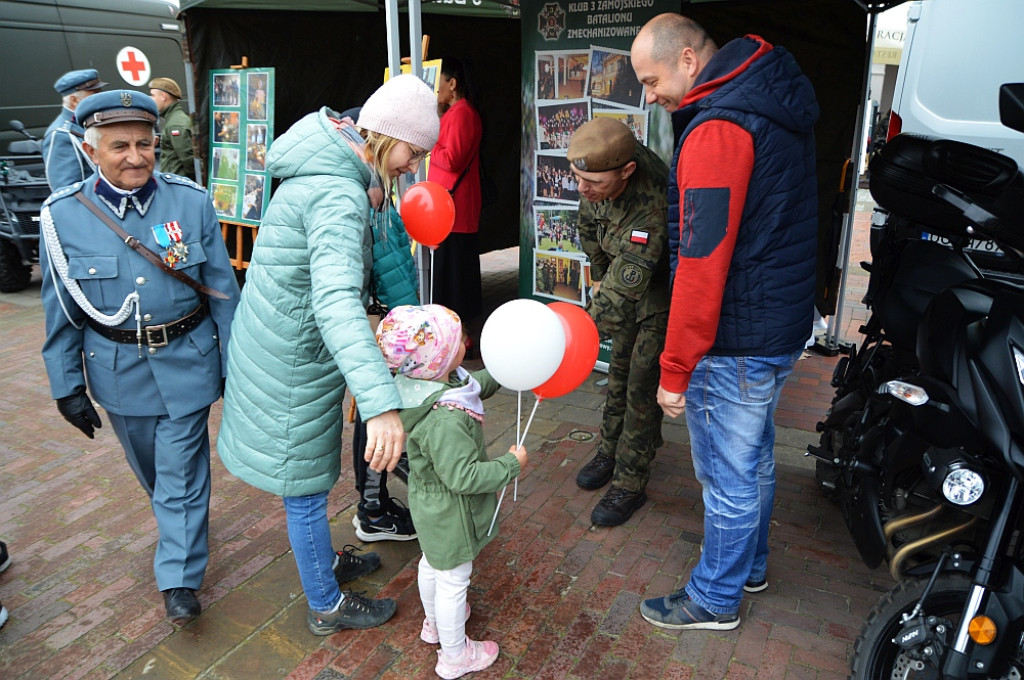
307, 591, 397, 635
640, 590, 740, 631
332, 544, 381, 585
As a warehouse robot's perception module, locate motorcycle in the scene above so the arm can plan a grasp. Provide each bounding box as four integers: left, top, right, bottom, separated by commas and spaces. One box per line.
0, 120, 49, 292
807, 83, 1024, 679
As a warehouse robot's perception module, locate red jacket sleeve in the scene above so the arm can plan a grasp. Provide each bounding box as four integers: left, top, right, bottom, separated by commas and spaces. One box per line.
659, 119, 754, 393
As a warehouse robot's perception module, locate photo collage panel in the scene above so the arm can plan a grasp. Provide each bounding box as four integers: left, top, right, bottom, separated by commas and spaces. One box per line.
531, 44, 648, 304
208, 68, 275, 225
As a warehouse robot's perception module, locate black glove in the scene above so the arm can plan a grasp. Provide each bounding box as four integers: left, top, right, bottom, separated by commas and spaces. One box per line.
56, 388, 102, 439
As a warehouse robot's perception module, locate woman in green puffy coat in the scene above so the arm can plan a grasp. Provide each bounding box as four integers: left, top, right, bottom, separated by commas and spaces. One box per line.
217, 75, 439, 636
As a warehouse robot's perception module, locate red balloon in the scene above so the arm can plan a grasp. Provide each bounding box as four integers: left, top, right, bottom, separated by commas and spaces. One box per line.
400, 181, 456, 247
533, 302, 600, 400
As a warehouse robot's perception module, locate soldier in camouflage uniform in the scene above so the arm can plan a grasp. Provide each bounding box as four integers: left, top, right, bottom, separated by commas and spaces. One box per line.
569, 118, 670, 526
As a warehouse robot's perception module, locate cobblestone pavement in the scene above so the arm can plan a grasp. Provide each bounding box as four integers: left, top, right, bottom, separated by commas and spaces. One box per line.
0, 195, 892, 679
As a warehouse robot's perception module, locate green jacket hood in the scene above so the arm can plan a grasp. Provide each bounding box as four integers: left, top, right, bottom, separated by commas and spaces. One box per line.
266, 107, 371, 185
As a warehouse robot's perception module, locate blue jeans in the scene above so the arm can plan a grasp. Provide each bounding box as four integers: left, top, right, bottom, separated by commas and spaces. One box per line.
283, 492, 341, 612
683, 351, 801, 614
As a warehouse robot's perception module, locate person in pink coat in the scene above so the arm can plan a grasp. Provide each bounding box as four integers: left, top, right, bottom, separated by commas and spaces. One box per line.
428, 57, 483, 327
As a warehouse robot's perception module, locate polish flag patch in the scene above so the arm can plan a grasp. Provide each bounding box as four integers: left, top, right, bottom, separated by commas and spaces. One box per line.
630, 230, 649, 244
170, 128, 182, 136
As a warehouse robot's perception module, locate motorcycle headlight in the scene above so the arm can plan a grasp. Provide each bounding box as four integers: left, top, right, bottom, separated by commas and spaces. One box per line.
942, 467, 985, 506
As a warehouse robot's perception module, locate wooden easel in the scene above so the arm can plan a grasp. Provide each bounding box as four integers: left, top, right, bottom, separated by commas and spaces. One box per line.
220, 219, 257, 270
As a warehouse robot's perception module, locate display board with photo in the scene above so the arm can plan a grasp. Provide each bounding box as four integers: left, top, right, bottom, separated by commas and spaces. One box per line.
536, 50, 591, 101
534, 206, 583, 255
208, 67, 275, 226
533, 251, 586, 305
588, 47, 644, 109
529, 41, 660, 309
537, 98, 591, 151
534, 152, 579, 205
593, 108, 651, 145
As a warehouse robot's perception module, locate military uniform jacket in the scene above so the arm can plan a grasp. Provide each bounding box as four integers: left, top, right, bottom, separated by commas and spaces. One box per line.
42, 108, 94, 192
158, 100, 195, 180
40, 173, 240, 419
579, 143, 671, 333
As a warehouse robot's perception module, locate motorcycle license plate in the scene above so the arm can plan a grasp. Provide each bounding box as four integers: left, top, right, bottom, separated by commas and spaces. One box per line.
924, 231, 1005, 257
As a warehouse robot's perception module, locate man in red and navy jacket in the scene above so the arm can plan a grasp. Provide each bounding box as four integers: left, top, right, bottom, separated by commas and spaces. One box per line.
631, 13, 819, 632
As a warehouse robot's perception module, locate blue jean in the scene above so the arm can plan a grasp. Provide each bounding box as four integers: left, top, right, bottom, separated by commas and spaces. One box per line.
683, 351, 801, 614
283, 492, 341, 612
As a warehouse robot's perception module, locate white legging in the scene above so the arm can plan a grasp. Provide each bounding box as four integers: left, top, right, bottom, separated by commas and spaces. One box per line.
418, 555, 473, 658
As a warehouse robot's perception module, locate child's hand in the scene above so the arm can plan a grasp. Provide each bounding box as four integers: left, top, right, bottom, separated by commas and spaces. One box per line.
509, 445, 528, 469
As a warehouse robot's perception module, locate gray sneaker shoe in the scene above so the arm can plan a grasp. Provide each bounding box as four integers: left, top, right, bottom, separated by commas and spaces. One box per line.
332, 544, 381, 585
640, 590, 740, 631
307, 591, 397, 635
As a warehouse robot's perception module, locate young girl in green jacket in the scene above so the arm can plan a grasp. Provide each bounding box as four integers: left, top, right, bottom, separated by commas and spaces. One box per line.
377, 304, 528, 679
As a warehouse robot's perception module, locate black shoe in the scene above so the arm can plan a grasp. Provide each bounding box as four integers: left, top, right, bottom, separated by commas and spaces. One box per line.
163, 587, 201, 625
0, 541, 10, 573
333, 544, 381, 585
591, 486, 647, 526
352, 499, 417, 542
576, 453, 615, 490
307, 591, 397, 635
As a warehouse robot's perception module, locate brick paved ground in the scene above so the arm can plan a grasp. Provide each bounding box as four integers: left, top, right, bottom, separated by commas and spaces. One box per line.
0, 195, 889, 679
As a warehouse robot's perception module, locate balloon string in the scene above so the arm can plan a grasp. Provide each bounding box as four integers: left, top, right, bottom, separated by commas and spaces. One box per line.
429, 247, 435, 304
514, 396, 542, 502
488, 486, 506, 536
517, 396, 540, 449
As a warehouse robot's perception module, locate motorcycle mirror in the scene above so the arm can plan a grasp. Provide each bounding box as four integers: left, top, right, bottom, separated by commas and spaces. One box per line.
999, 83, 1024, 134
8, 120, 38, 141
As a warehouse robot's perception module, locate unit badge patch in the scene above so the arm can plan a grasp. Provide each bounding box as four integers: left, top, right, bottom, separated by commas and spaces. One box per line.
619, 263, 643, 288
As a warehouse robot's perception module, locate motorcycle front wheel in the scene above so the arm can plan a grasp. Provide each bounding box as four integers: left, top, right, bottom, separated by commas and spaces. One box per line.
851, 574, 1023, 680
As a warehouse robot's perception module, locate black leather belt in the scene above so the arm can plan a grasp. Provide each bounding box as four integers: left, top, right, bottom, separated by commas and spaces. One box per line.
86, 302, 209, 347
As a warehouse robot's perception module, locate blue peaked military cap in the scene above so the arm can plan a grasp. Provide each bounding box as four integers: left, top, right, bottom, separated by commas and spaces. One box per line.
53, 69, 107, 96
76, 90, 160, 129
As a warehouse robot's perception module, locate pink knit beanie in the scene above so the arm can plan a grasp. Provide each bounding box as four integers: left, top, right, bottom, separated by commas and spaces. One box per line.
357, 74, 440, 151
377, 304, 463, 380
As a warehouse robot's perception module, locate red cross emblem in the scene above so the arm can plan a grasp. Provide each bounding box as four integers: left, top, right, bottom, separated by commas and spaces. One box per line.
116, 46, 150, 86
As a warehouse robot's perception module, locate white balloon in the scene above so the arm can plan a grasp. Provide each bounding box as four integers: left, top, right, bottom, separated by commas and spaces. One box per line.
480, 299, 566, 392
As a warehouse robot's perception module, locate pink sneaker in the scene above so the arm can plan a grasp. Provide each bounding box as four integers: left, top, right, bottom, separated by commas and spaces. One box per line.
434, 638, 499, 679
421, 602, 472, 644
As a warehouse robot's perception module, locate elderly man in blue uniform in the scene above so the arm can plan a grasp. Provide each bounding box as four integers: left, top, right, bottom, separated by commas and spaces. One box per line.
39, 90, 240, 625
42, 69, 107, 191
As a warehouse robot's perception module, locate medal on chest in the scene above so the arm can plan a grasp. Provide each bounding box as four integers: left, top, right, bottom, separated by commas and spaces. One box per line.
151, 220, 189, 268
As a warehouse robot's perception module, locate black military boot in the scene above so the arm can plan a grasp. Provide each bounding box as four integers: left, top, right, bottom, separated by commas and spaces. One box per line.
576, 453, 614, 490
591, 486, 648, 526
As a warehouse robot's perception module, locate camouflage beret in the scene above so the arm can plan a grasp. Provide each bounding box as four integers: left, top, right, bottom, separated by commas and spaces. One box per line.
567, 118, 636, 172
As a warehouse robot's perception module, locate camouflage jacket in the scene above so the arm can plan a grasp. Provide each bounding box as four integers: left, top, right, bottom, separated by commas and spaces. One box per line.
579, 143, 670, 332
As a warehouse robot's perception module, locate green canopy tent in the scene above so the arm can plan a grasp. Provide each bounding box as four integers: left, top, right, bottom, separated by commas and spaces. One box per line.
177, 0, 905, 338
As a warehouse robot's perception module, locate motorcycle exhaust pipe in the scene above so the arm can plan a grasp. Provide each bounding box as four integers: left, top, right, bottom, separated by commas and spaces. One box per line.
883, 504, 943, 543
887, 515, 979, 581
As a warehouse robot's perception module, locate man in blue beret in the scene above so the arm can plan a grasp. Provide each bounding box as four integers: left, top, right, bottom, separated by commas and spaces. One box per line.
42, 69, 108, 192
38, 89, 240, 626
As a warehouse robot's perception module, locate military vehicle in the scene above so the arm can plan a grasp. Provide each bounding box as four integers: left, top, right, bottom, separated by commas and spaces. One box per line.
0, 0, 188, 291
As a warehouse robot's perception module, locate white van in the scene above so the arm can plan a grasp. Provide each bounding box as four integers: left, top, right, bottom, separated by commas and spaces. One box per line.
887, 0, 1024, 165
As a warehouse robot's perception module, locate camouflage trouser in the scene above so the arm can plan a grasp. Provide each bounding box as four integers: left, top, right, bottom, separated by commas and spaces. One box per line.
600, 310, 667, 492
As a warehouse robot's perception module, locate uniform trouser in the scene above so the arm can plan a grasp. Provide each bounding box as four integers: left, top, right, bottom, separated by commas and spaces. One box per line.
601, 310, 668, 492
107, 407, 212, 592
